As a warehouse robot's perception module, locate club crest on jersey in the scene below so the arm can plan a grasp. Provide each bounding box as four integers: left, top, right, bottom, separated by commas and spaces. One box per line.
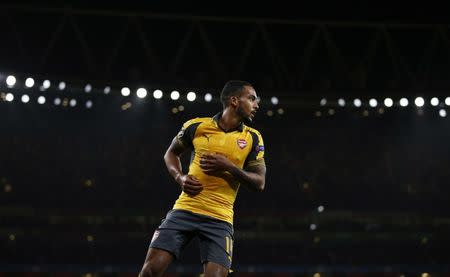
237, 139, 247, 149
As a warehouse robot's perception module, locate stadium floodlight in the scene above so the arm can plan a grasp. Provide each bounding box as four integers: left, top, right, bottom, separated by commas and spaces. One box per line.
121, 87, 131, 97
353, 98, 362, 107
6, 75, 16, 87
439, 109, 447, 117
384, 98, 393, 107
187, 92, 196, 102
85, 100, 93, 109
37, 96, 46, 104
153, 89, 163, 99
430, 97, 439, 106
338, 98, 345, 107
445, 97, 450, 106
43, 80, 51, 89
21, 94, 30, 103
369, 98, 378, 108
170, 91, 180, 100
25, 78, 35, 88
136, 88, 147, 98
58, 81, 66, 90
84, 84, 92, 93
204, 93, 213, 102
271, 96, 279, 105
320, 98, 327, 106
104, 86, 111, 94
69, 99, 77, 107
414, 97, 425, 107
399, 98, 409, 107
5, 93, 14, 102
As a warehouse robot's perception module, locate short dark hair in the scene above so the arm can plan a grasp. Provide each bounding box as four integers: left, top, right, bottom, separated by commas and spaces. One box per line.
220, 80, 253, 108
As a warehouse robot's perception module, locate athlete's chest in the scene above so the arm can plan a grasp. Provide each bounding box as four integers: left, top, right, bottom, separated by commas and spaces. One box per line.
193, 125, 251, 164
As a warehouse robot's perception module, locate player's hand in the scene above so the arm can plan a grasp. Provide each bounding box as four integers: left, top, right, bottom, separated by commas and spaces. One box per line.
200, 153, 234, 173
177, 174, 203, 196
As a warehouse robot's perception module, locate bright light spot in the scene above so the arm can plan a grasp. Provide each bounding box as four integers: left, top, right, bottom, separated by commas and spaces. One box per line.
399, 98, 409, 107
86, 100, 93, 109
277, 108, 284, 115
38, 95, 45, 105
421, 273, 430, 277
317, 205, 324, 213
84, 84, 92, 93
5, 93, 14, 102
153, 89, 163, 99
104, 86, 111, 94
6, 75, 16, 87
136, 88, 147, 98
178, 105, 185, 111
439, 109, 447, 117
353, 98, 361, 107
271, 96, 279, 105
58, 82, 66, 90
43, 80, 51, 89
430, 97, 439, 106
121, 87, 131, 97
37, 96, 46, 104
204, 93, 213, 102
414, 97, 425, 107
170, 91, 180, 100
54, 98, 61, 105
25, 78, 35, 88
313, 273, 321, 277
187, 92, 196, 102
384, 98, 393, 107
338, 98, 345, 107
267, 110, 273, 116
445, 97, 450, 106
310, 224, 317, 231
21, 94, 30, 103
319, 98, 327, 106
69, 99, 77, 107
369, 98, 378, 107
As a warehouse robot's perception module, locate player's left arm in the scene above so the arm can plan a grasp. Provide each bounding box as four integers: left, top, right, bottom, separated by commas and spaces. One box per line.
200, 154, 266, 192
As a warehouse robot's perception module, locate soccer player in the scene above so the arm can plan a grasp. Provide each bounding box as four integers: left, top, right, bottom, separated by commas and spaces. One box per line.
139, 80, 266, 277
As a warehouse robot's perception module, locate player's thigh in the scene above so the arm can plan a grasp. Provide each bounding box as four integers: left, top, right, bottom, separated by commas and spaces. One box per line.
141, 247, 173, 277
203, 261, 228, 277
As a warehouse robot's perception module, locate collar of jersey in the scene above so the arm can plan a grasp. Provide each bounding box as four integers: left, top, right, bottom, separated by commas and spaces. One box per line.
212, 112, 244, 133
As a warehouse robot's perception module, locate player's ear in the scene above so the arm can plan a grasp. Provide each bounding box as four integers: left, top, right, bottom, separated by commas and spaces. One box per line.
230, 95, 239, 107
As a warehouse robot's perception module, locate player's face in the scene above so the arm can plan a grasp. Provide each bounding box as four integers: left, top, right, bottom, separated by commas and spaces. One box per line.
236, 86, 259, 122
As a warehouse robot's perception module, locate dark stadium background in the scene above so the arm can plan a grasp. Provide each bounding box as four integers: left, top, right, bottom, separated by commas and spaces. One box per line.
1, 2, 450, 277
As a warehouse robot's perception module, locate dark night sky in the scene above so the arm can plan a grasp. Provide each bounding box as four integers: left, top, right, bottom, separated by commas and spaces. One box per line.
2, 1, 450, 24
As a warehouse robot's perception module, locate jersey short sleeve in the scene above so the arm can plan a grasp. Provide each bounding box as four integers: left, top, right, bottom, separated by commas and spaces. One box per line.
176, 119, 202, 148
244, 130, 265, 168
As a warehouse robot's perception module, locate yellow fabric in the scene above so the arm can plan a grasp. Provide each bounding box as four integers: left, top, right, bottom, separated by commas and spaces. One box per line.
172, 115, 265, 224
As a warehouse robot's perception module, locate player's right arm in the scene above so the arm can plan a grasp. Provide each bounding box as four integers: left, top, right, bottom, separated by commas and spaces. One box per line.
164, 121, 203, 196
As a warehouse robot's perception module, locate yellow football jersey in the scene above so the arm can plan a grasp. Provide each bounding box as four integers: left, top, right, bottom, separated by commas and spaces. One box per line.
172, 113, 265, 224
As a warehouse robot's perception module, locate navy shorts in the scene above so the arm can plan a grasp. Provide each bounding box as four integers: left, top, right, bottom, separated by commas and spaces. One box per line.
149, 209, 234, 269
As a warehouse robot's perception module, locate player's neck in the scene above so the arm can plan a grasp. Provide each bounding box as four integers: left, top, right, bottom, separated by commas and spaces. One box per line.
219, 108, 241, 132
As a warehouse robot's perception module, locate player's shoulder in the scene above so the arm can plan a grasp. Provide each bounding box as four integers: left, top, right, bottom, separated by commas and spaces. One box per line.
182, 117, 213, 128
244, 125, 263, 137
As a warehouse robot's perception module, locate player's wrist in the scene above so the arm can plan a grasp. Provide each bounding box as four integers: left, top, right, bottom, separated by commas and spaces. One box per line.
174, 172, 183, 184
